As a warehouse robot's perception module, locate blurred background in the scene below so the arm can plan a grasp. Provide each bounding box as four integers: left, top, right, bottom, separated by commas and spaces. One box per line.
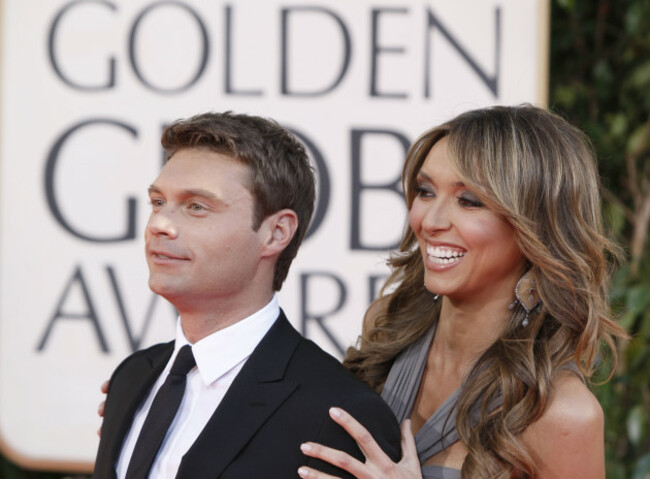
550, 1, 650, 477
0, 0, 648, 477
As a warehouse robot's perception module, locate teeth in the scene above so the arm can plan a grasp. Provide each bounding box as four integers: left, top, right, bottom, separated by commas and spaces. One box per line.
426, 245, 466, 259
428, 256, 461, 265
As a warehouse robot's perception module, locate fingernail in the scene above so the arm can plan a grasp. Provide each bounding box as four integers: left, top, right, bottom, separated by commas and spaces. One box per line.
330, 407, 342, 417
300, 443, 312, 452
298, 467, 309, 478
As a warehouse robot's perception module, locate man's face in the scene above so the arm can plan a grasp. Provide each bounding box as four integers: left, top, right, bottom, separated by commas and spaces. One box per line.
145, 147, 268, 311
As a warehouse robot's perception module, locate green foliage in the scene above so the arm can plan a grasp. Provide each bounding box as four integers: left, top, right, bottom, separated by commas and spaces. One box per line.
551, 0, 650, 476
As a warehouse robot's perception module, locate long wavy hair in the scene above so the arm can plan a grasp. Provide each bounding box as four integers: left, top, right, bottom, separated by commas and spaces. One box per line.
343, 105, 626, 478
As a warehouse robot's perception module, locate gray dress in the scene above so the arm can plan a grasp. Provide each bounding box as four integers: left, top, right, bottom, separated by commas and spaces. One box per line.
380, 321, 585, 479
381, 322, 462, 479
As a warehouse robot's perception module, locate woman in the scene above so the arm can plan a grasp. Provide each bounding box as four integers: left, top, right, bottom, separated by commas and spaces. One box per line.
298, 105, 626, 478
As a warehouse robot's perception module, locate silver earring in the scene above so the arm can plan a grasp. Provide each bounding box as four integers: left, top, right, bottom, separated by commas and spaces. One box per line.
509, 270, 541, 327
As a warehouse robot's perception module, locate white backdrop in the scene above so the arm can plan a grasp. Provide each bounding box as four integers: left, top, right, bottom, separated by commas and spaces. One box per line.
0, 0, 548, 471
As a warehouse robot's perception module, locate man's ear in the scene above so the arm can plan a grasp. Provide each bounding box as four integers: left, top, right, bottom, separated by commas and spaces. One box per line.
261, 209, 298, 258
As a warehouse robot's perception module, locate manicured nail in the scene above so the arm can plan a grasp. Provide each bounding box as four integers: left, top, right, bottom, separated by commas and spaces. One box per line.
300, 443, 312, 452
330, 407, 342, 417
298, 467, 309, 477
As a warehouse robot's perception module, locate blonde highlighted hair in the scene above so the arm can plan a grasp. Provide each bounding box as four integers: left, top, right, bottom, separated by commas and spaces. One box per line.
344, 105, 626, 477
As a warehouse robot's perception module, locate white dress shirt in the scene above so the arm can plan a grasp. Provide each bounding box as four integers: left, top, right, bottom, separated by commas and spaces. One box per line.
115, 295, 280, 479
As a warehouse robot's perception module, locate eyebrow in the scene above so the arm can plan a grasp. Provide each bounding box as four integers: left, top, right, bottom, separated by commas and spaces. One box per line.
148, 185, 221, 203
416, 171, 466, 188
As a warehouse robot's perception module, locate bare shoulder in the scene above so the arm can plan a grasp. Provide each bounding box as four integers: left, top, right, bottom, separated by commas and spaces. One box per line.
521, 370, 605, 478
361, 296, 391, 336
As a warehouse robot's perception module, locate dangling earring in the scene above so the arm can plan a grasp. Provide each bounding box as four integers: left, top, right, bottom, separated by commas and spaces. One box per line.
509, 270, 542, 327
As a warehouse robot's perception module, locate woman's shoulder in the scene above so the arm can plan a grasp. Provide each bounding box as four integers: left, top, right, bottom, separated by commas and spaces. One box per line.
536, 370, 604, 440
521, 369, 605, 477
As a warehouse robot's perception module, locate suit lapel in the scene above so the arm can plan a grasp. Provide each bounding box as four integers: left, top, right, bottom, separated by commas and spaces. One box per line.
99, 342, 173, 476
176, 313, 301, 478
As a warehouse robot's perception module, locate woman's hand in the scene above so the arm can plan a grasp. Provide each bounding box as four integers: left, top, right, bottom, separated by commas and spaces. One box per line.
298, 407, 422, 479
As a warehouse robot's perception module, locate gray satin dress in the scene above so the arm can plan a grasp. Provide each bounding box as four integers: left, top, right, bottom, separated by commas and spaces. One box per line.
380, 321, 585, 479
381, 322, 461, 479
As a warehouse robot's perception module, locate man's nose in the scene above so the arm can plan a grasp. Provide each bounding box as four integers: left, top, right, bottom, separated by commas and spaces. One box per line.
146, 208, 178, 238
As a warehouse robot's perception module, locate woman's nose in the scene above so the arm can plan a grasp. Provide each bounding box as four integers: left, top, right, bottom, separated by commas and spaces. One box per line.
421, 200, 451, 233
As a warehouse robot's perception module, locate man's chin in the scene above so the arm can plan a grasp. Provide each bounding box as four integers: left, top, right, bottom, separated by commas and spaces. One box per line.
148, 279, 181, 301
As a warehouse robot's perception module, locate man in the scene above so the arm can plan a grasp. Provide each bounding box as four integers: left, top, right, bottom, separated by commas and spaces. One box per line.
93, 112, 401, 479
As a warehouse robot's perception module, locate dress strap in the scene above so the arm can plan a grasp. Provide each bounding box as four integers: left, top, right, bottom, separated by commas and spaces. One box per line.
560, 360, 586, 383
381, 324, 434, 421
381, 322, 460, 462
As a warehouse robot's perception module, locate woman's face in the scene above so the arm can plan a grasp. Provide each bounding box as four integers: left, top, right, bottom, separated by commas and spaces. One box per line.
409, 137, 526, 304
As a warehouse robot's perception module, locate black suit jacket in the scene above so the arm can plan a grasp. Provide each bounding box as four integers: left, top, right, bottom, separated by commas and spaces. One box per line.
94, 311, 401, 478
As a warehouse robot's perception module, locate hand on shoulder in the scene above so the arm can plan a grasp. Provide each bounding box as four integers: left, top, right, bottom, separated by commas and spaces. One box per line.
521, 370, 605, 478
299, 407, 421, 479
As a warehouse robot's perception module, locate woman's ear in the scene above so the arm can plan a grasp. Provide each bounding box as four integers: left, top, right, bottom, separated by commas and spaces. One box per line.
261, 209, 298, 258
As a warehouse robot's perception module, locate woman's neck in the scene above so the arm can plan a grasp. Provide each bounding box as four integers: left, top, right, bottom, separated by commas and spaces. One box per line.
432, 295, 511, 374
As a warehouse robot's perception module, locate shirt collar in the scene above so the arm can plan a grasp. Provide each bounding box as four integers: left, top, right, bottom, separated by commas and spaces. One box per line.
173, 295, 280, 386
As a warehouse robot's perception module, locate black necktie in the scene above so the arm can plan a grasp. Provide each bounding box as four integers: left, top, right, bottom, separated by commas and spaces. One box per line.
125, 344, 196, 479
